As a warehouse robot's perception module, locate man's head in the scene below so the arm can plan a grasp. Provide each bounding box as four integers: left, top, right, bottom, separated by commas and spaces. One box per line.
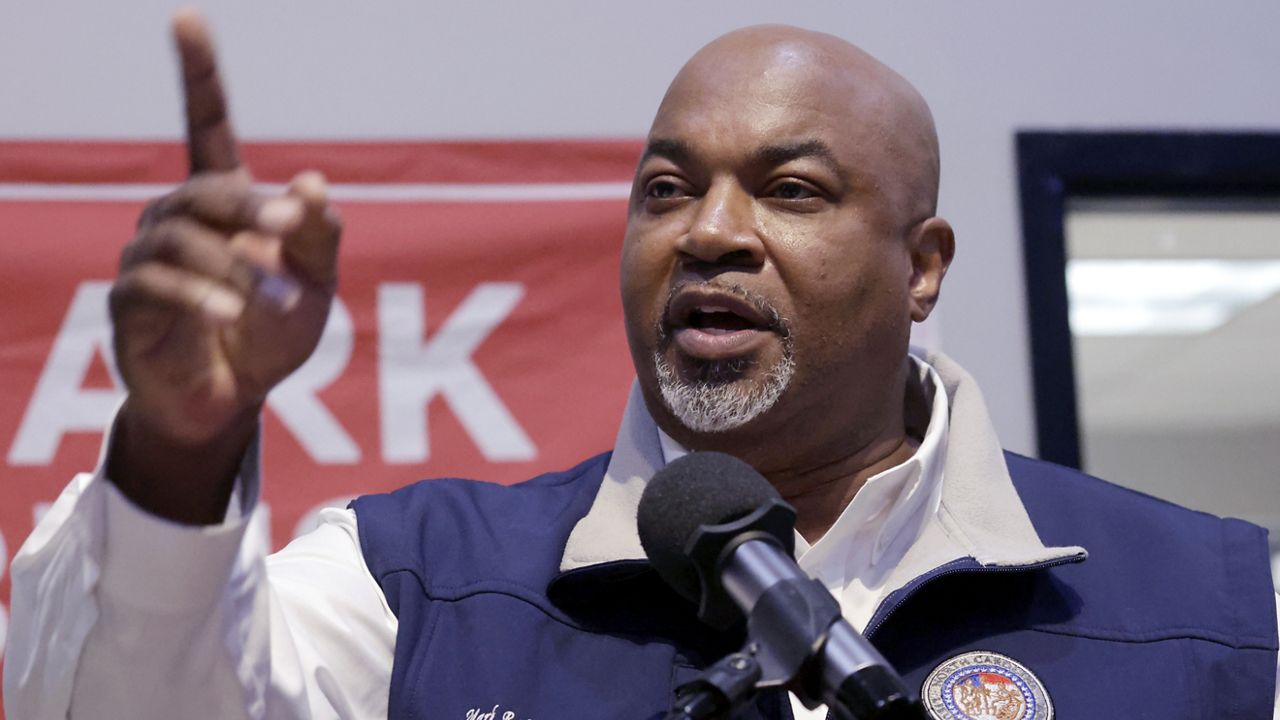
620, 25, 954, 467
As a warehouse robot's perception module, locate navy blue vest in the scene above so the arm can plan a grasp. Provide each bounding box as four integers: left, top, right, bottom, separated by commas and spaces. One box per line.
353, 452, 1277, 719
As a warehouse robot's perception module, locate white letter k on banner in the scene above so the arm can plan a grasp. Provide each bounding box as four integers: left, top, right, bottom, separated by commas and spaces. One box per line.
377, 282, 536, 464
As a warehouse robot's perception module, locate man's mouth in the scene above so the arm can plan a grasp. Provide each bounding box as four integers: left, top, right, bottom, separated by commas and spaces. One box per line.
663, 284, 779, 361
686, 305, 761, 333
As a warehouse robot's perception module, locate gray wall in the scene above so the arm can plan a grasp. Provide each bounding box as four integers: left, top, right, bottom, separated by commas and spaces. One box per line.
3, 0, 1279, 456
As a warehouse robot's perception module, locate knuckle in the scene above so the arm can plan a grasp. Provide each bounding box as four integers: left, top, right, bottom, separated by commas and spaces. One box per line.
143, 173, 257, 228
121, 215, 186, 269
108, 273, 140, 312
107, 279, 125, 307
138, 191, 189, 229
128, 223, 177, 264
118, 236, 141, 271
136, 198, 164, 229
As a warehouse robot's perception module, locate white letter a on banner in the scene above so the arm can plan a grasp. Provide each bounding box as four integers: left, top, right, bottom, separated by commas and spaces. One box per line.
377, 282, 536, 464
8, 282, 124, 465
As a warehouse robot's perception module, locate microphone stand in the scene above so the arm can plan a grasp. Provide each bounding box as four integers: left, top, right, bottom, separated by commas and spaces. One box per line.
665, 603, 926, 720
663, 651, 762, 720
664, 500, 926, 720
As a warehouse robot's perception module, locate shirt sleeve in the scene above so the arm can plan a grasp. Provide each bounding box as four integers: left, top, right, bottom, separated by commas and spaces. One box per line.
3, 414, 397, 720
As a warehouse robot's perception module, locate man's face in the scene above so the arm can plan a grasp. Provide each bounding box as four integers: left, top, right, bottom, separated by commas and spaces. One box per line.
620, 38, 924, 446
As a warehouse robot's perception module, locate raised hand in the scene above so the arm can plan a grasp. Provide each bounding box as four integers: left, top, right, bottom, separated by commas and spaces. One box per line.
106, 9, 340, 523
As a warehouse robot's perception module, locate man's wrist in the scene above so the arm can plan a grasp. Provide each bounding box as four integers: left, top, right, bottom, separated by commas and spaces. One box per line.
106, 399, 261, 525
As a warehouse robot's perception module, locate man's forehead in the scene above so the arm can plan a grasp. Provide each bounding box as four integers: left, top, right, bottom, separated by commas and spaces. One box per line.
648, 27, 907, 151
662, 27, 898, 107
642, 24, 941, 215
680, 25, 878, 78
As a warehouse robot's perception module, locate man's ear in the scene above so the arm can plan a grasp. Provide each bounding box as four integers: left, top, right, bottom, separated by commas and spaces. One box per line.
907, 216, 955, 322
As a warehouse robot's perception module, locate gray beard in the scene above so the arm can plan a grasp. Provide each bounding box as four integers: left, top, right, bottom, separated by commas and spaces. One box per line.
653, 349, 795, 433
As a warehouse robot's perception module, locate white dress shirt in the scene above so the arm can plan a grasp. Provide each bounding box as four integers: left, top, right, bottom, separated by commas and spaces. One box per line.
6, 356, 1279, 720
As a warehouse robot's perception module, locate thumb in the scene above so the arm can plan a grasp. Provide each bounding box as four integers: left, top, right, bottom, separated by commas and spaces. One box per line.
282, 171, 341, 289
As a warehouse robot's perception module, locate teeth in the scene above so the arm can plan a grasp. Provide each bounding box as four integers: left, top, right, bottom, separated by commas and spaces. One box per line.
697, 304, 732, 314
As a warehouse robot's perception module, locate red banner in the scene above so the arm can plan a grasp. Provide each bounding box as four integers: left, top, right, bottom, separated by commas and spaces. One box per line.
0, 140, 644, 708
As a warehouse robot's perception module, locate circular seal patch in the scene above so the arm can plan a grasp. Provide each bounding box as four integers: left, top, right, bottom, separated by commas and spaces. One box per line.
921, 651, 1052, 720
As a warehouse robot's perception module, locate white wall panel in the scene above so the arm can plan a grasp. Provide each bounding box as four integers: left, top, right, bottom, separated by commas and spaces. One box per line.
3, 0, 1279, 454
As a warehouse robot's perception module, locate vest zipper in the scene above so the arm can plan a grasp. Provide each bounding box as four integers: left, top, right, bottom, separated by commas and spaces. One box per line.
810, 554, 1084, 720
863, 554, 1084, 641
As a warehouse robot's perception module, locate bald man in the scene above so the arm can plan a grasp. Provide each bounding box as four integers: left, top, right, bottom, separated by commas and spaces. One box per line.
7, 16, 1278, 720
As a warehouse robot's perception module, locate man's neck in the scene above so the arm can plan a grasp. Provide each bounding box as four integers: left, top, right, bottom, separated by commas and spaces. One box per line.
670, 400, 918, 544
767, 431, 920, 544
653, 359, 920, 543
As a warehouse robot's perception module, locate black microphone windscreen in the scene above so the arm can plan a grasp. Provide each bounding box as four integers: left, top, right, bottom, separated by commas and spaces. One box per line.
637, 451, 782, 602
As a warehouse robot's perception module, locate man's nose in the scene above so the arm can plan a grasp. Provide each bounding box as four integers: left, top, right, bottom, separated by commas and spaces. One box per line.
676, 181, 764, 268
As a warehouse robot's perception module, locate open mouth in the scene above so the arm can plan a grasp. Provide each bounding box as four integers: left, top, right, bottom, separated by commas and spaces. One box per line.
663, 284, 778, 360
685, 305, 762, 333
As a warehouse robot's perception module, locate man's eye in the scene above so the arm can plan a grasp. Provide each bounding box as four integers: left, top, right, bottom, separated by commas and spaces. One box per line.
646, 179, 683, 199
771, 181, 815, 200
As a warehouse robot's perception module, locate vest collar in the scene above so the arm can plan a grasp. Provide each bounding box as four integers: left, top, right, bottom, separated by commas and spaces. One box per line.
558, 350, 1086, 583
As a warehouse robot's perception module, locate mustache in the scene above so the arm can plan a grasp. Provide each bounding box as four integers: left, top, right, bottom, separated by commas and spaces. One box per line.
656, 280, 791, 341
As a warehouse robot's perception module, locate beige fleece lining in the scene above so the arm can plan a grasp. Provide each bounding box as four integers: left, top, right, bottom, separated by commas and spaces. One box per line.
559, 350, 1085, 578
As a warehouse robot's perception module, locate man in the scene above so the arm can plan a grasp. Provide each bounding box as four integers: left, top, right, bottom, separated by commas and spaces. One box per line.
6, 10, 1278, 720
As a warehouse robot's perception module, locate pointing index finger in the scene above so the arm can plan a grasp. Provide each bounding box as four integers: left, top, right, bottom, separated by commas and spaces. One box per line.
173, 8, 239, 175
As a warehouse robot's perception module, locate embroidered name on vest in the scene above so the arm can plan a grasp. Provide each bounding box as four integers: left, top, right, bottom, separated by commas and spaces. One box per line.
465, 705, 531, 720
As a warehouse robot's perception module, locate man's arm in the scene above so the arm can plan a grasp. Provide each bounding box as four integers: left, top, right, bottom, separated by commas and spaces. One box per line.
106, 8, 338, 525
2, 10, 381, 719
5, 431, 397, 720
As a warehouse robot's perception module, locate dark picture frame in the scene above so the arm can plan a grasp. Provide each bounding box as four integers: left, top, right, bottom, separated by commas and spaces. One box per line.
1016, 131, 1280, 468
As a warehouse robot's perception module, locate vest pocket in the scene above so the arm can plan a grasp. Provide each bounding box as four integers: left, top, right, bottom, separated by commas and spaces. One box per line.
398, 593, 675, 720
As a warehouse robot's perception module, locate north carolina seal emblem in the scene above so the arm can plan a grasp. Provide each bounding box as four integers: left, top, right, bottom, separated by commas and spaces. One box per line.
921, 651, 1052, 720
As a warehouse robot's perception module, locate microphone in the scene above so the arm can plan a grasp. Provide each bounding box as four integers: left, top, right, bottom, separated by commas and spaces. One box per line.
638, 451, 925, 720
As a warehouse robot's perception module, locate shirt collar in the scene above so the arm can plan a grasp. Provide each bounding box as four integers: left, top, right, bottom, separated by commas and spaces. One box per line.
792, 358, 948, 590
657, 358, 946, 569
559, 350, 1085, 577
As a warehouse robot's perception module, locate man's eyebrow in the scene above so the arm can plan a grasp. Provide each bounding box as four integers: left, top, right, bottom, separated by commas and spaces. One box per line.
638, 138, 849, 183
639, 138, 693, 165
753, 140, 848, 181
